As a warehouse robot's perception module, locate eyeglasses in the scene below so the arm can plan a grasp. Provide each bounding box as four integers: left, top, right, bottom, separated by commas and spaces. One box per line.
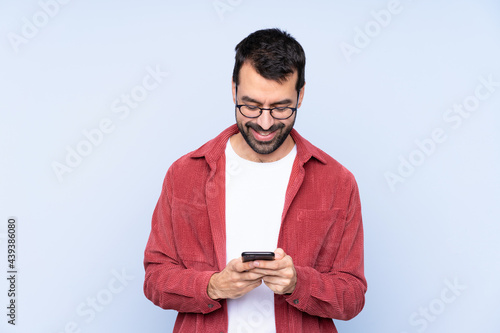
235, 86, 300, 120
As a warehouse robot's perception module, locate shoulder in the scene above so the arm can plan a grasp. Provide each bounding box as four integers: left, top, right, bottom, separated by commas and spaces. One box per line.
314, 149, 357, 191
164, 125, 237, 184
165, 145, 210, 183
293, 130, 357, 188
293, 130, 353, 174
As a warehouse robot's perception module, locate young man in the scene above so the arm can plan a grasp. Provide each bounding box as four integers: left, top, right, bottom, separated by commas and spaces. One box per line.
144, 28, 367, 332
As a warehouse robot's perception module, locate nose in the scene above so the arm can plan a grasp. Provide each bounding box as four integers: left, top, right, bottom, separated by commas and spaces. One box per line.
256, 109, 275, 131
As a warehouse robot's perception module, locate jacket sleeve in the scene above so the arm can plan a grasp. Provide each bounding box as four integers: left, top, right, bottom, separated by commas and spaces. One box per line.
284, 176, 366, 320
143, 169, 222, 314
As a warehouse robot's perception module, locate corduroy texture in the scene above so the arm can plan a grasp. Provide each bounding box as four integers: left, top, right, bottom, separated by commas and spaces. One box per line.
144, 124, 367, 332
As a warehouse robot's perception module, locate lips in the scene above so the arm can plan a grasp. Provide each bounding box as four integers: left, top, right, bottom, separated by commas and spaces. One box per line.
250, 127, 277, 142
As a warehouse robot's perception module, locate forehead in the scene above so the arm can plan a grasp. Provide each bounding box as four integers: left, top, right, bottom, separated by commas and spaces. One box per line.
237, 62, 297, 99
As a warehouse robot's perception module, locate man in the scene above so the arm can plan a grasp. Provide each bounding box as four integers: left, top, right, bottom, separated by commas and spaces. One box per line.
144, 28, 367, 332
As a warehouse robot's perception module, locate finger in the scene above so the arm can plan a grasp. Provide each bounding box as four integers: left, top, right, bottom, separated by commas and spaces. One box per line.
240, 270, 266, 281
262, 277, 292, 295
262, 275, 289, 285
227, 278, 263, 300
248, 267, 282, 277
252, 256, 290, 270
274, 248, 286, 260
264, 273, 296, 294
231, 257, 258, 273
241, 279, 263, 294
252, 265, 295, 280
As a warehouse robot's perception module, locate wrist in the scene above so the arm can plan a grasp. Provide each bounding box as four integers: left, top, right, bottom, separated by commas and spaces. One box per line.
207, 273, 221, 300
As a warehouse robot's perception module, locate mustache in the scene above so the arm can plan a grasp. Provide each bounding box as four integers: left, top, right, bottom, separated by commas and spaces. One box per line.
245, 122, 285, 133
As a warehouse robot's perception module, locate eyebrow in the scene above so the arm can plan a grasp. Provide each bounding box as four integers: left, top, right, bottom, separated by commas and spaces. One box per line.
240, 95, 293, 106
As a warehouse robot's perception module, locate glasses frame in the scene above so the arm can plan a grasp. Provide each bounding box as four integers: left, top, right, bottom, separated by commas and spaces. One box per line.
234, 86, 300, 120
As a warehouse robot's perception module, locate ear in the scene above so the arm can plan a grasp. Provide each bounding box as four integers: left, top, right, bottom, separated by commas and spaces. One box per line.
297, 83, 305, 108
232, 79, 236, 104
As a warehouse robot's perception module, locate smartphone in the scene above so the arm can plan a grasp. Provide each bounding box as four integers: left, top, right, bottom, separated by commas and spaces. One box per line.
241, 251, 275, 262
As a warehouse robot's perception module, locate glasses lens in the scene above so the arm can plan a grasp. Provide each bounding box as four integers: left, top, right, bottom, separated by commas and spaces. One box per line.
271, 107, 294, 119
239, 106, 294, 119
239, 105, 261, 118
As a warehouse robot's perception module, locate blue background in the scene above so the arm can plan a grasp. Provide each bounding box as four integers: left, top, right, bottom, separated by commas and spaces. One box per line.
1, 0, 499, 332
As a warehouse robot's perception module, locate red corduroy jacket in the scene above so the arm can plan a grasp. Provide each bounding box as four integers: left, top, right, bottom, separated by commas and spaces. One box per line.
144, 124, 367, 332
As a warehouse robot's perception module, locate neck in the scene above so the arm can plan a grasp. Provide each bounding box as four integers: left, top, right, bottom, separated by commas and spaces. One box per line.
230, 134, 295, 163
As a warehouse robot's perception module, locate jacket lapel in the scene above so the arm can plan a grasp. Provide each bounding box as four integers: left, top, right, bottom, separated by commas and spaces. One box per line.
206, 155, 227, 271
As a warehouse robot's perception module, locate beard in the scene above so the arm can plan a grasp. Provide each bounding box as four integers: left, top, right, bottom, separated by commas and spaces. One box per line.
236, 118, 295, 155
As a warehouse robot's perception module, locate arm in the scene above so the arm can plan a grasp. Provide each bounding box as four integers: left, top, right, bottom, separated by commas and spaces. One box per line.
143, 169, 265, 312
143, 170, 221, 314
284, 178, 366, 320
248, 184, 366, 320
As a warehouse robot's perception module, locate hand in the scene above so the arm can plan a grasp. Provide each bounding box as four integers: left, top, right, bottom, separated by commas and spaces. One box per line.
207, 257, 265, 300
250, 248, 297, 295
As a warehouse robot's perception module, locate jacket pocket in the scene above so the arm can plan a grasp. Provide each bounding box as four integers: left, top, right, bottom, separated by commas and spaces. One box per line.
296, 208, 346, 271
171, 197, 215, 267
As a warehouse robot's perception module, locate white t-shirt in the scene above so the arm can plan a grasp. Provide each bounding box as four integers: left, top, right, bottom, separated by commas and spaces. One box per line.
225, 139, 297, 333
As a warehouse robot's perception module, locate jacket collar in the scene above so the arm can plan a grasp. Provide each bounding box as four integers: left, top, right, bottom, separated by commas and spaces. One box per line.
191, 124, 328, 167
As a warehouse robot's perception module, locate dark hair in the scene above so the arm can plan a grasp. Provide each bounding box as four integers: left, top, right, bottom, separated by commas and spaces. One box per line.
232, 28, 306, 92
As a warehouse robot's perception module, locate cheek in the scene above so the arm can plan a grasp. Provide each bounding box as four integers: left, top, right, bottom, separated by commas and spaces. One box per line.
235, 110, 245, 123
236, 115, 253, 128
277, 119, 293, 130
284, 115, 296, 128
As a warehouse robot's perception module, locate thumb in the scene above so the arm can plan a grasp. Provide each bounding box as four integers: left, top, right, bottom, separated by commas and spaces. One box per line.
274, 248, 286, 260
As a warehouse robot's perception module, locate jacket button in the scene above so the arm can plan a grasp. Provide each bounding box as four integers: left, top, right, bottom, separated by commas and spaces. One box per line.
208, 304, 214, 308
293, 299, 299, 304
